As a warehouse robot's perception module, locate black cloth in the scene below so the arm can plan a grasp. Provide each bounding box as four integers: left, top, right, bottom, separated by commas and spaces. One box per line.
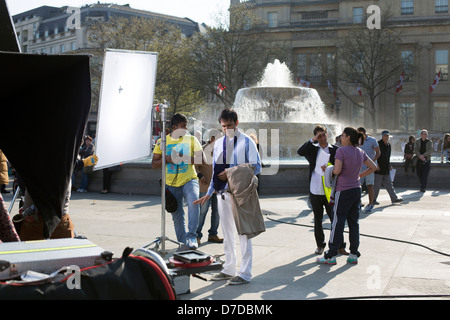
376, 140, 391, 175
0, 0, 20, 53
297, 140, 338, 182
0, 52, 91, 238
420, 139, 427, 155
0, 253, 176, 300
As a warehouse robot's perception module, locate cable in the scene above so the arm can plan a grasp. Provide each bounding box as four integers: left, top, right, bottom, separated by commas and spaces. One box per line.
265, 213, 450, 300
265, 214, 450, 257
320, 294, 450, 300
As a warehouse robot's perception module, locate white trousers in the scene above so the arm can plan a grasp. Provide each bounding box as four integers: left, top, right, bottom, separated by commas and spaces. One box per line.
217, 192, 252, 281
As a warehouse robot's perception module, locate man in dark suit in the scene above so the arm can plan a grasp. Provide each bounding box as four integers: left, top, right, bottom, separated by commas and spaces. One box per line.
298, 125, 348, 255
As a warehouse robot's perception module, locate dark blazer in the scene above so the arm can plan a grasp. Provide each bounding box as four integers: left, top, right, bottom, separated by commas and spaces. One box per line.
297, 140, 338, 182
376, 139, 391, 175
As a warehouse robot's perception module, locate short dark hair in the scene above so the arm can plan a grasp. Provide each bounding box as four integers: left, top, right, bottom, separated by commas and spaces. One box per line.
313, 125, 327, 136
170, 113, 188, 129
218, 108, 238, 124
357, 127, 366, 134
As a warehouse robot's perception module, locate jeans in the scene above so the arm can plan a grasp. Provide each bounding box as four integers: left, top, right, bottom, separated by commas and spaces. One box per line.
197, 192, 219, 239
167, 179, 200, 244
79, 172, 89, 190
416, 160, 431, 191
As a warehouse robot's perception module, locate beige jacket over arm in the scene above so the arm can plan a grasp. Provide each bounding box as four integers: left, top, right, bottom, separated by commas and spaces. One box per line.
225, 163, 266, 239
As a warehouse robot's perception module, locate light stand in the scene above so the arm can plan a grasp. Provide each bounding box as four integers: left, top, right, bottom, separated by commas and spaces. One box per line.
140, 102, 181, 258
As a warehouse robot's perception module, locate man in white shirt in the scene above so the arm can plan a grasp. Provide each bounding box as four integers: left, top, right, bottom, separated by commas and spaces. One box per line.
298, 125, 347, 255
194, 108, 261, 285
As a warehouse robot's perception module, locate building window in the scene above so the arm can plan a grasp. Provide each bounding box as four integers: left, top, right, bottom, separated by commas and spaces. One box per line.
433, 102, 450, 131
297, 53, 307, 79
310, 54, 322, 83
436, 50, 448, 80
352, 103, 365, 127
50, 46, 55, 54
436, 0, 449, 13
326, 53, 336, 77
302, 11, 328, 20
401, 0, 414, 15
71, 42, 76, 51
399, 103, 415, 131
352, 7, 364, 24
402, 50, 415, 81
268, 12, 278, 28
60, 44, 65, 53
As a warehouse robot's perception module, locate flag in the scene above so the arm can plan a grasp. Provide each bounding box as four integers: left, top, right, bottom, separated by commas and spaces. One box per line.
429, 70, 441, 94
298, 78, 311, 88
356, 81, 362, 96
217, 83, 226, 95
396, 72, 405, 93
327, 80, 337, 97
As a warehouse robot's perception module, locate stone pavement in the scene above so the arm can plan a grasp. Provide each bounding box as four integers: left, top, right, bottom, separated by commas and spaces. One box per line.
4, 187, 450, 300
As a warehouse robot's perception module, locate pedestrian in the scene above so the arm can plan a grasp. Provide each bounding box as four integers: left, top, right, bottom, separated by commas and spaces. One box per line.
297, 125, 348, 256
152, 113, 204, 249
357, 127, 381, 213
0, 149, 10, 194
404, 135, 416, 176
373, 131, 404, 205
194, 108, 262, 285
441, 133, 450, 164
195, 133, 223, 244
0, 193, 20, 242
76, 136, 95, 193
414, 129, 432, 192
100, 165, 122, 194
317, 127, 377, 265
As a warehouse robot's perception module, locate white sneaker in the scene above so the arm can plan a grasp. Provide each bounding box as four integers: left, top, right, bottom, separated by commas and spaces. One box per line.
186, 238, 198, 250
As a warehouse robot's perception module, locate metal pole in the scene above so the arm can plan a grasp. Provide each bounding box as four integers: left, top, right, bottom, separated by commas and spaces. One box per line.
160, 103, 167, 254
8, 186, 20, 214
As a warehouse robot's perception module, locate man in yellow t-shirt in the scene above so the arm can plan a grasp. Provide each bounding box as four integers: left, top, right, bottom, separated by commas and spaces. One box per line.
152, 113, 204, 249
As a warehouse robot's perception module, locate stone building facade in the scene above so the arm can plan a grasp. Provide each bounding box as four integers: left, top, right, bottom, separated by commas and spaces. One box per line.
231, 0, 450, 134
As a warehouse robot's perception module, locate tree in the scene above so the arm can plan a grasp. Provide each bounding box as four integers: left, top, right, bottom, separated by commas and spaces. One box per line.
87, 16, 203, 116
190, 4, 289, 108
334, 20, 414, 132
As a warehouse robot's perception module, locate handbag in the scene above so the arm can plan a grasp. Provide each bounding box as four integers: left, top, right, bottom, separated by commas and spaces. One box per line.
159, 164, 178, 213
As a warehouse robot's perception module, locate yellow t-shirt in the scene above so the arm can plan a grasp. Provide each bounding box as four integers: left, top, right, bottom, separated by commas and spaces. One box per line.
153, 134, 203, 187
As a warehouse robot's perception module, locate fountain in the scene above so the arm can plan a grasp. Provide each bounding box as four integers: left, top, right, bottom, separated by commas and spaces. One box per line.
232, 59, 341, 160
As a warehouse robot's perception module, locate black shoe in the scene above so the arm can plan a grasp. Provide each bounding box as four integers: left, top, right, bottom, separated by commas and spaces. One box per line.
392, 198, 404, 203
420, 189, 425, 192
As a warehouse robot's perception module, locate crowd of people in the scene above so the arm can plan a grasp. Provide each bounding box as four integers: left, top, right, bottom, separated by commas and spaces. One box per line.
0, 106, 449, 286
298, 126, 450, 265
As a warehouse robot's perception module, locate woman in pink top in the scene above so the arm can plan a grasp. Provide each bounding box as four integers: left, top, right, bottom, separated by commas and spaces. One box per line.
317, 127, 377, 265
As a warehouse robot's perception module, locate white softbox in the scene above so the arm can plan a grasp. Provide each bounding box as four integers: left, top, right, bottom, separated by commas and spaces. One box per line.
94, 49, 158, 170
